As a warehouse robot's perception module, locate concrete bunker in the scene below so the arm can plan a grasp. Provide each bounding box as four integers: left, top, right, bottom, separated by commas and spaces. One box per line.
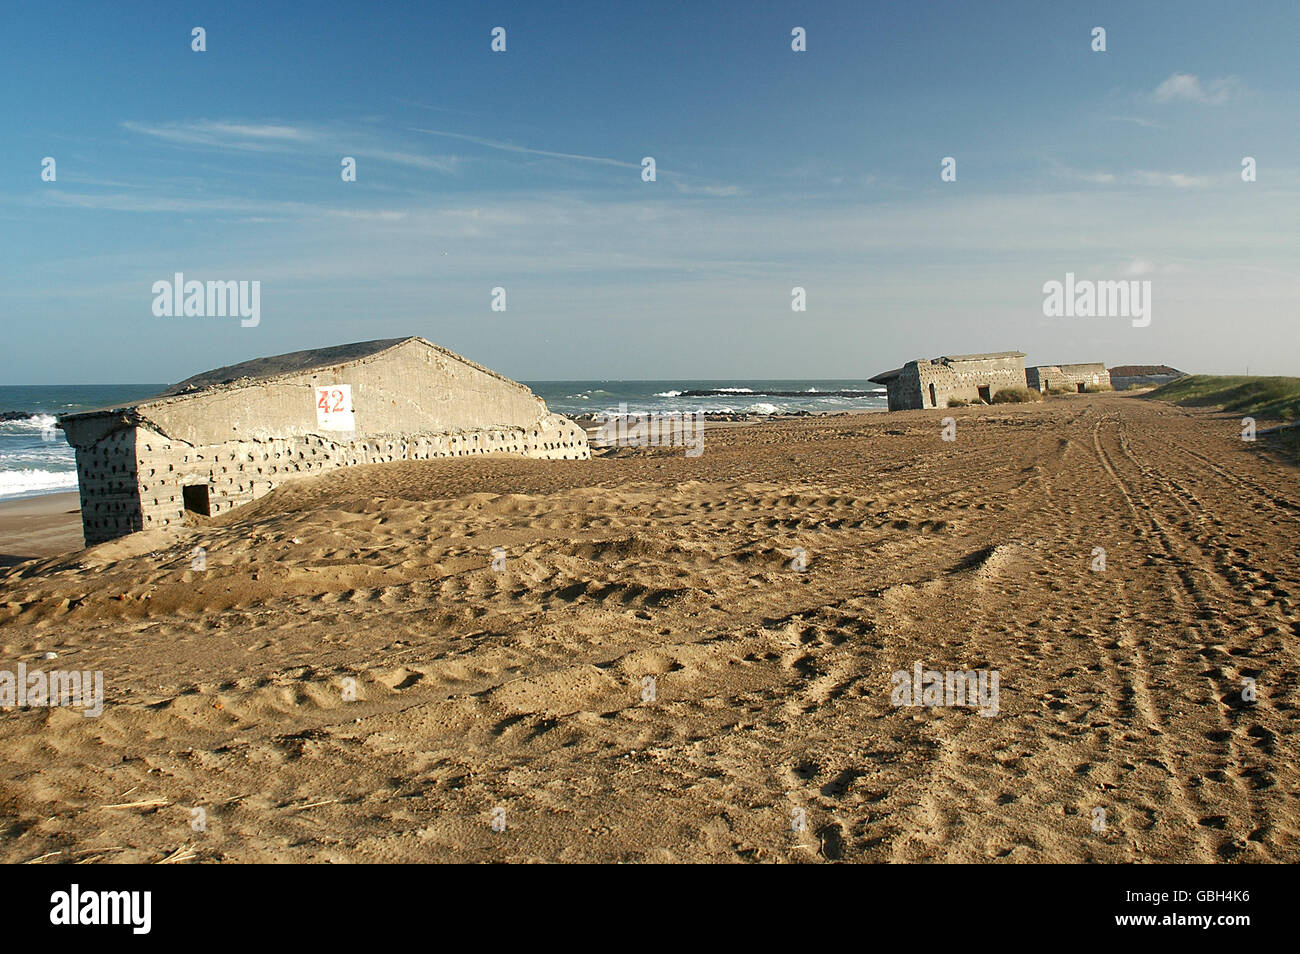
869, 352, 1028, 410
1026, 363, 1111, 394
59, 336, 590, 546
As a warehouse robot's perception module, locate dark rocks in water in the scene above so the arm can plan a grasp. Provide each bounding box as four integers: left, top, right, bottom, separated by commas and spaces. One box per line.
0, 411, 41, 422
578, 409, 844, 427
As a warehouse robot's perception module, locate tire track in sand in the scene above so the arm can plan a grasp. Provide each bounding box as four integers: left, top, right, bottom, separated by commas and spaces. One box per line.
1092, 414, 1269, 858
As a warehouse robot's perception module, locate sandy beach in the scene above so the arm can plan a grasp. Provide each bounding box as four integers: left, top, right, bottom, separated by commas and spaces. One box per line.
1, 392, 1296, 863
0, 493, 83, 568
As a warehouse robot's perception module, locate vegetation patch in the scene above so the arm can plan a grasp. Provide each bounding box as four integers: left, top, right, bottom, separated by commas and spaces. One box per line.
991, 387, 1043, 404
1146, 375, 1300, 421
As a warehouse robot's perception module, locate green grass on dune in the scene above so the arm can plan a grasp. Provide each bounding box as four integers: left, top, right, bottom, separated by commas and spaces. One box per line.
1146, 375, 1300, 421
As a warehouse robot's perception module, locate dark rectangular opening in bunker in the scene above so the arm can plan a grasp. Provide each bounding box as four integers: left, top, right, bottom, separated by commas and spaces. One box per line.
182, 483, 211, 516
1077, 383, 1086, 393
977, 386, 992, 404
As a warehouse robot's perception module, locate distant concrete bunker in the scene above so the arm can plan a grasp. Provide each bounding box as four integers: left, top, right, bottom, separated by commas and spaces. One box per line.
59, 337, 589, 545
870, 353, 1112, 410
870, 352, 1030, 410
1026, 363, 1110, 394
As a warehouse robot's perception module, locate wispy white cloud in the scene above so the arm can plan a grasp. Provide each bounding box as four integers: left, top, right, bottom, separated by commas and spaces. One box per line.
37, 191, 409, 220
1131, 171, 1212, 188
122, 120, 316, 150
1050, 162, 1211, 188
202, 122, 315, 141
409, 126, 746, 196
1151, 73, 1242, 105
352, 149, 458, 173
122, 119, 458, 172
409, 127, 639, 169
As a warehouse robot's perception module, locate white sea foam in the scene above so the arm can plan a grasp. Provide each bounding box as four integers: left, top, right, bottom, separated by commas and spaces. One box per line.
0, 448, 75, 466
0, 468, 79, 499
0, 413, 57, 433
654, 390, 682, 397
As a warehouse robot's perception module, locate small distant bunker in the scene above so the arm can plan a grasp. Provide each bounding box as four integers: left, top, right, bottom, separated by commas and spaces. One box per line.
1107, 365, 1183, 390
1027, 363, 1110, 393
59, 336, 589, 545
869, 352, 1028, 411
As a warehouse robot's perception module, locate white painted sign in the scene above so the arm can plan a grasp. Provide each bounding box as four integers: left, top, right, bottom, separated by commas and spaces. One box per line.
314, 384, 355, 431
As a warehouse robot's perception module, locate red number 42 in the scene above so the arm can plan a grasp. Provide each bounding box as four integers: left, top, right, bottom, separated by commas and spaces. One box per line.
318, 390, 345, 412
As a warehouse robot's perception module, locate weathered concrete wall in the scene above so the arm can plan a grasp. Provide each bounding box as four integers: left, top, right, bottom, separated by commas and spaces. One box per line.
1027, 366, 1057, 391
886, 364, 926, 411
61, 338, 589, 546
916, 355, 1027, 408
126, 415, 584, 540
1028, 363, 1110, 393
70, 428, 144, 544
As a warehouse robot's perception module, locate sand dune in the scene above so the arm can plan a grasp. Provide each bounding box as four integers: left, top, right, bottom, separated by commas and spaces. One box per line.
1, 393, 1296, 862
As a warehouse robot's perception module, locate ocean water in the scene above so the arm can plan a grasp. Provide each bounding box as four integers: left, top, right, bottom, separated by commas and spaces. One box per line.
0, 385, 166, 501
526, 380, 886, 418
0, 380, 885, 501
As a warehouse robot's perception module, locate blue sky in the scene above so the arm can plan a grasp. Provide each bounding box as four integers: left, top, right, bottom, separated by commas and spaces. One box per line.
2, 0, 1298, 383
